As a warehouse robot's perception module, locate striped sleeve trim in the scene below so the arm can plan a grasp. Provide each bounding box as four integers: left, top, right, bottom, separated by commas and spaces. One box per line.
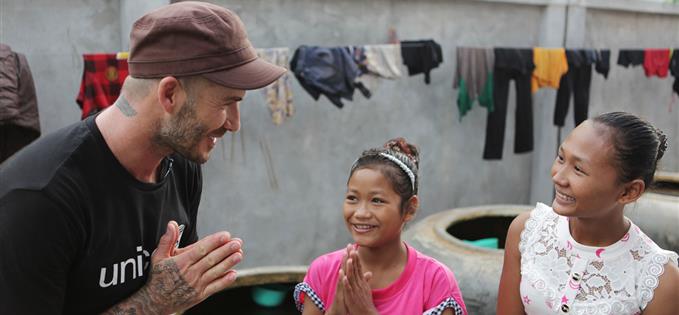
423, 297, 464, 315
293, 282, 326, 313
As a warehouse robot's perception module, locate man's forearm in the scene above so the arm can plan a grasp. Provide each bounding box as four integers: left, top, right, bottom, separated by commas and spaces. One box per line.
101, 259, 196, 315
100, 285, 161, 315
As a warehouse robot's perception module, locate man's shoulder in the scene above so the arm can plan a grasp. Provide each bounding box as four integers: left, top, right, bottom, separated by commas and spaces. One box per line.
0, 119, 92, 196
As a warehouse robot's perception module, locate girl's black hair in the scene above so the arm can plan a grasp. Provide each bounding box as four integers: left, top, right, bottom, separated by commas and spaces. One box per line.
593, 112, 668, 188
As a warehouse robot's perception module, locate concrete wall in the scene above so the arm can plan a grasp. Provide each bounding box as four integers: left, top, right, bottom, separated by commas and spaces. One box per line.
2, 0, 678, 269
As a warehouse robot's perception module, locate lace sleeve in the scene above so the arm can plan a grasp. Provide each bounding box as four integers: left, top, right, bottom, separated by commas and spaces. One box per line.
638, 251, 679, 310
519, 203, 549, 255
294, 282, 326, 313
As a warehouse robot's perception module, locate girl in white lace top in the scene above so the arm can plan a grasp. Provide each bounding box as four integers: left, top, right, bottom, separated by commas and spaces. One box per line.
497, 112, 679, 315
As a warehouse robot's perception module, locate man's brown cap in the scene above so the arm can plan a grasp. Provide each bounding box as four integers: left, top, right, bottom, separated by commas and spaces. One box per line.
128, 1, 285, 90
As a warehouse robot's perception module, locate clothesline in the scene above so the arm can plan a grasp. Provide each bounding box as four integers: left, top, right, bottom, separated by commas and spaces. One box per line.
75, 44, 679, 132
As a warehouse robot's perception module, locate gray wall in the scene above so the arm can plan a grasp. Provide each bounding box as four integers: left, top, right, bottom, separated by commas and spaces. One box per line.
2, 0, 678, 269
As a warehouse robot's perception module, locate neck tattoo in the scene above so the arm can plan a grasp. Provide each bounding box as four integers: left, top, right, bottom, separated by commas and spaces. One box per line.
115, 96, 137, 117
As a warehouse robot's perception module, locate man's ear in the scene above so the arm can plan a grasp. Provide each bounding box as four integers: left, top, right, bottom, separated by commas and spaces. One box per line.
618, 179, 645, 205
157, 76, 182, 114
403, 195, 419, 223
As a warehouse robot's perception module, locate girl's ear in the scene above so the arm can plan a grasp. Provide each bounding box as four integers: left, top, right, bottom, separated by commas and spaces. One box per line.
618, 179, 645, 205
403, 195, 419, 223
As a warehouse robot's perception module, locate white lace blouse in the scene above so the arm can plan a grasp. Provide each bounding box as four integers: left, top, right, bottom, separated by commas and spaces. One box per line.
519, 203, 678, 315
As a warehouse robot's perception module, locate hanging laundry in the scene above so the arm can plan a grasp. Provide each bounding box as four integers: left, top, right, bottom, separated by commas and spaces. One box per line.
554, 49, 609, 127
671, 49, 679, 96
595, 49, 611, 79
349, 46, 376, 98
401, 40, 443, 84
531, 47, 568, 93
361, 44, 403, 79
352, 44, 403, 97
453, 47, 494, 120
484, 48, 535, 160
76, 53, 129, 119
290, 46, 360, 109
256, 48, 294, 125
643, 48, 671, 78
617, 49, 644, 68
0, 43, 40, 163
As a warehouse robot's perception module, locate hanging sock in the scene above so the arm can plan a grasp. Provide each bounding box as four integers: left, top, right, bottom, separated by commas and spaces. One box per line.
256, 48, 294, 125
453, 47, 494, 120
400, 39, 443, 84
531, 47, 568, 93
617, 49, 644, 68
643, 48, 671, 78
76, 54, 129, 119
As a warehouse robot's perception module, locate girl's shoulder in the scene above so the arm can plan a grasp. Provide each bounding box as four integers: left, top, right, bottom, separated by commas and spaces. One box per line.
407, 245, 457, 284
307, 247, 346, 274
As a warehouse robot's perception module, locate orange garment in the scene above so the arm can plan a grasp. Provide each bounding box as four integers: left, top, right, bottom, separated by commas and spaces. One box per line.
531, 47, 568, 93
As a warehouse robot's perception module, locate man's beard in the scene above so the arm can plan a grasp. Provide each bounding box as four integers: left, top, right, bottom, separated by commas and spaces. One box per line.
153, 97, 210, 163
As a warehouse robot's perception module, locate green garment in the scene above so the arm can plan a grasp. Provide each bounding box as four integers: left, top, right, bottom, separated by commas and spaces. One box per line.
457, 72, 494, 121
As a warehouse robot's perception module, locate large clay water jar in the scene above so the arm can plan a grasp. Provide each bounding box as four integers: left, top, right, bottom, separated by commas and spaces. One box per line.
183, 265, 307, 315
403, 205, 532, 315
625, 171, 679, 253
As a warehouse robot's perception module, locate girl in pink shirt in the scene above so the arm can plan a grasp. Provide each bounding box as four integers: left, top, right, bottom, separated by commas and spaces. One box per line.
294, 138, 467, 315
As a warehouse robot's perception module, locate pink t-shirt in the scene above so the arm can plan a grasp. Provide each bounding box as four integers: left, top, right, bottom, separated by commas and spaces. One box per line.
294, 243, 467, 315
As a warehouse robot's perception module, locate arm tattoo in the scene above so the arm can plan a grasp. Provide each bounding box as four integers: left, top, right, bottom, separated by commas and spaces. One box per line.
101, 259, 197, 315
114, 96, 138, 117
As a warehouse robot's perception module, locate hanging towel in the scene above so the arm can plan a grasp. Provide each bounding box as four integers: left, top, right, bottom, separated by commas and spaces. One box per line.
76, 54, 129, 119
256, 48, 294, 125
401, 40, 443, 84
453, 47, 494, 119
531, 47, 568, 93
352, 44, 403, 97
643, 48, 671, 78
290, 46, 360, 109
617, 49, 644, 68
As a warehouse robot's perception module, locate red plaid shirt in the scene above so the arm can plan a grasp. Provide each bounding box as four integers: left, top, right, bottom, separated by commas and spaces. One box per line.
76, 54, 128, 119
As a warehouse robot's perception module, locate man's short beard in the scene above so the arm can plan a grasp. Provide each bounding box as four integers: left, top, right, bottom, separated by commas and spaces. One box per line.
153, 96, 209, 163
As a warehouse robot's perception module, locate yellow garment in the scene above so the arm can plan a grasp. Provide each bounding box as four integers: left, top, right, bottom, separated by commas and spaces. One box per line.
531, 48, 568, 93
116, 52, 129, 60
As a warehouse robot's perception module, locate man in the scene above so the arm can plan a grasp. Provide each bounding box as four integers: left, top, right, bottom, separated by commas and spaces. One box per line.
0, 2, 285, 314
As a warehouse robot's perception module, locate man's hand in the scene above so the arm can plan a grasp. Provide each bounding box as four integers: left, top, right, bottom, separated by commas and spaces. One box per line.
101, 221, 243, 314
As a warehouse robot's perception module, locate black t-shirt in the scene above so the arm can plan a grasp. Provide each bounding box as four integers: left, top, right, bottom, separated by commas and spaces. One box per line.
0, 116, 202, 314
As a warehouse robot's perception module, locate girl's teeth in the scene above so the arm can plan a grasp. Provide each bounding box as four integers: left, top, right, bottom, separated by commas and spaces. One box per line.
558, 191, 574, 201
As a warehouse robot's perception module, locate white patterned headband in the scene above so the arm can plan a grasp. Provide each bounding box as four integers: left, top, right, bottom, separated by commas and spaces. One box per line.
378, 152, 416, 192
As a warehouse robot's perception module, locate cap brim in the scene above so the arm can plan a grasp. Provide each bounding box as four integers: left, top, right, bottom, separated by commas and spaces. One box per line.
202, 58, 287, 90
